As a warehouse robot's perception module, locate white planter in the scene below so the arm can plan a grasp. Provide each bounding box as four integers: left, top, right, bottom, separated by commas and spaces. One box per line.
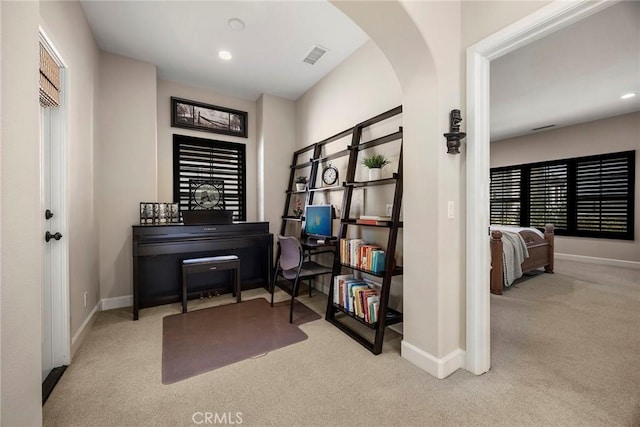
368, 168, 381, 181
295, 183, 306, 191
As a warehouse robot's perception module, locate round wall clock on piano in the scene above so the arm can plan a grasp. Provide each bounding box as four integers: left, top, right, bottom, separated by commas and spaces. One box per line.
322, 164, 338, 186
190, 180, 223, 210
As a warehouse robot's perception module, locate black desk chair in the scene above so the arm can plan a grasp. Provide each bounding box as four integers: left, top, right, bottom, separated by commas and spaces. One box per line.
270, 235, 335, 323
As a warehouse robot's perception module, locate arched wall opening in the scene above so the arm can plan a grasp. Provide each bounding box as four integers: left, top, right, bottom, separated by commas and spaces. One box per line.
332, 1, 468, 378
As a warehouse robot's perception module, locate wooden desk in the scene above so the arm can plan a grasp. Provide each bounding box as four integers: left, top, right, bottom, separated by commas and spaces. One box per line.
132, 222, 273, 320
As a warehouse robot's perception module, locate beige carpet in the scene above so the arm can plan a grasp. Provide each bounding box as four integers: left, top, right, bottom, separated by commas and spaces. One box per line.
43, 260, 639, 426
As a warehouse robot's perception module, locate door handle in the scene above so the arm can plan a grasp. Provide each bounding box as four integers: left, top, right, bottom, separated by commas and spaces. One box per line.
45, 231, 62, 242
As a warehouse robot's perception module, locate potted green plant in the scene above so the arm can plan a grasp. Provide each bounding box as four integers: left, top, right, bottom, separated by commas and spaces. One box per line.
295, 176, 308, 191
362, 154, 390, 180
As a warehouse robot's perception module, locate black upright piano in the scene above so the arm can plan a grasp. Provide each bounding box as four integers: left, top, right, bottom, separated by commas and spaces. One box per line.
132, 222, 273, 320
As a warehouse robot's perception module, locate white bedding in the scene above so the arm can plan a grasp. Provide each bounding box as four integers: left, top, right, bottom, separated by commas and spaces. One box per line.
490, 225, 545, 239
490, 227, 531, 287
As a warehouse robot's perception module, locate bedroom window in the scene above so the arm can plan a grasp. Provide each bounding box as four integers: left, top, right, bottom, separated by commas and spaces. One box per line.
173, 134, 247, 221
490, 168, 521, 226
490, 151, 635, 240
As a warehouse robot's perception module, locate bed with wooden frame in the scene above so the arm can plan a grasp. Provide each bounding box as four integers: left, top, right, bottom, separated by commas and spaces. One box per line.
490, 224, 555, 295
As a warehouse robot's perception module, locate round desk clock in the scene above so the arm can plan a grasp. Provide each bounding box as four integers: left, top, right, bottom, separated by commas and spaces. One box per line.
322, 164, 338, 186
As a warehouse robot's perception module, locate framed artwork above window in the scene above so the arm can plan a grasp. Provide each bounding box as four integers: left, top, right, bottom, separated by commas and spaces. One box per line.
171, 96, 248, 138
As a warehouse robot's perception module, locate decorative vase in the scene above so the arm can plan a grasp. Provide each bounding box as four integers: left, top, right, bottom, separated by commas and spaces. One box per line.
368, 168, 381, 181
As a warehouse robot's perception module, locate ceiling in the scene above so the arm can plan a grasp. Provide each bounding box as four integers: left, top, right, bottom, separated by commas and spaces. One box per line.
491, 1, 640, 141
81, 1, 639, 139
80, 1, 368, 101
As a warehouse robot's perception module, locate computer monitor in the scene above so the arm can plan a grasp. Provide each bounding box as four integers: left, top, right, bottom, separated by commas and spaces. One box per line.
303, 205, 333, 239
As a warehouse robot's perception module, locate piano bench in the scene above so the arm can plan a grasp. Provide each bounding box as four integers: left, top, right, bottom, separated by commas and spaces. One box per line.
181, 255, 241, 314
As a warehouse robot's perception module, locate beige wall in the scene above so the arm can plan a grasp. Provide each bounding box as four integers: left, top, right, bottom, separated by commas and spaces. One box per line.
491, 112, 640, 262
40, 0, 101, 341
97, 53, 157, 300
156, 80, 258, 221
257, 94, 296, 239
1, 2, 42, 424
461, 1, 551, 48
296, 40, 401, 145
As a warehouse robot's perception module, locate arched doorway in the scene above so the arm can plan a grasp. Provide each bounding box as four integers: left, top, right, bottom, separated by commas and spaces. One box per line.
333, 1, 469, 378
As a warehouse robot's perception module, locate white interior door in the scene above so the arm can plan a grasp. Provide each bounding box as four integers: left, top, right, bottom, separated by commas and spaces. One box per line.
41, 107, 55, 381
40, 31, 70, 383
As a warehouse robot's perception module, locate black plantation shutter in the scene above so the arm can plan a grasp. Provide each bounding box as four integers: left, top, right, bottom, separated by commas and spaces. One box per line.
529, 163, 568, 230
490, 168, 521, 225
575, 151, 634, 239
173, 135, 246, 221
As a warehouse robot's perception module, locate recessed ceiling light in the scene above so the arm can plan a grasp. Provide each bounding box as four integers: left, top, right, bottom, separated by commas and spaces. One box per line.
218, 50, 232, 61
620, 93, 637, 99
228, 18, 245, 31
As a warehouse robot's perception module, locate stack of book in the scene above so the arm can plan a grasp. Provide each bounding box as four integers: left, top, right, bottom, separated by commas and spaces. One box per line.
339, 238, 386, 273
333, 275, 381, 324
355, 215, 392, 226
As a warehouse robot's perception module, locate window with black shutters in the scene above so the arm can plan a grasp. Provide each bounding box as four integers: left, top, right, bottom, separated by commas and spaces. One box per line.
575, 152, 634, 239
490, 168, 521, 226
490, 151, 634, 240
173, 134, 246, 221
529, 163, 568, 230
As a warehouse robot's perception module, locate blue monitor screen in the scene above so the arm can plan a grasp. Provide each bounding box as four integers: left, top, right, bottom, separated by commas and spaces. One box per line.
304, 205, 333, 238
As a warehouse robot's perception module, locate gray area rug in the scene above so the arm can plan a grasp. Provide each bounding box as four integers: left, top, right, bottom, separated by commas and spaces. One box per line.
162, 298, 320, 384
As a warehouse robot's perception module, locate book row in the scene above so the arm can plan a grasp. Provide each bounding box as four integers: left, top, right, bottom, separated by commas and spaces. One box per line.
340, 238, 386, 273
333, 275, 380, 324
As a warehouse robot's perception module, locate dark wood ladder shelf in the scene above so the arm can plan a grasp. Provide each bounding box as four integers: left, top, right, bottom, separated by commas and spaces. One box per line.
325, 105, 404, 355
276, 106, 403, 355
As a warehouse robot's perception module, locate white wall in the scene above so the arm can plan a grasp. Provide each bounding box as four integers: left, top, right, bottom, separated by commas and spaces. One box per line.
97, 53, 157, 301
491, 112, 640, 262
1, 2, 42, 424
40, 0, 101, 345
156, 80, 258, 221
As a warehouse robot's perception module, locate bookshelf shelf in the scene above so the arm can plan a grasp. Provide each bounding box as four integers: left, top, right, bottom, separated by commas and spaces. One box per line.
345, 176, 397, 188
308, 186, 344, 193
339, 263, 403, 277
332, 304, 404, 328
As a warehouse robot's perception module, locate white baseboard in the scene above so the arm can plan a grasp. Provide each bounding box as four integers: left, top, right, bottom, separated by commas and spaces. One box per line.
101, 295, 133, 311
401, 341, 465, 379
70, 301, 100, 359
556, 253, 640, 270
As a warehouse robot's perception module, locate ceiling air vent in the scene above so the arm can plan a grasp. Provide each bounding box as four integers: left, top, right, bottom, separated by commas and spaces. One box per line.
303, 45, 328, 65
531, 124, 556, 131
